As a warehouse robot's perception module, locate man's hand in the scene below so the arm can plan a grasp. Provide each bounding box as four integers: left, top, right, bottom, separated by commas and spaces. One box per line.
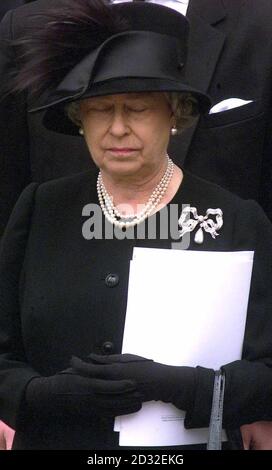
241, 421, 272, 450
0, 421, 15, 450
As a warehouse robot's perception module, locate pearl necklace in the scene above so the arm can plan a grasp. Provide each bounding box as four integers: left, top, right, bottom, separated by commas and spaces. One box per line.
97, 155, 174, 228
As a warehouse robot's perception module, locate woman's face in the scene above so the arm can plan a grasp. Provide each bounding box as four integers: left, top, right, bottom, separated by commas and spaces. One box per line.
79, 92, 174, 180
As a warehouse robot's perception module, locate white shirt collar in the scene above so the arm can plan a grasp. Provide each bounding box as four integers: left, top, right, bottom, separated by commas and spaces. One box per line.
111, 1, 190, 16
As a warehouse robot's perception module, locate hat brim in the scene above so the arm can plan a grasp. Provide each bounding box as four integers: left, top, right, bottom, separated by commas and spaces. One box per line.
40, 77, 211, 135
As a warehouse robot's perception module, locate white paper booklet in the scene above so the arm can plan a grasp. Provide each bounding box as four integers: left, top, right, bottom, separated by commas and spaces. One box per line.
115, 248, 254, 447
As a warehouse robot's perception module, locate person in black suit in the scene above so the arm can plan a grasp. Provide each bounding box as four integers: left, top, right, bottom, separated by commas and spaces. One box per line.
1, 1, 272, 450
0, 1, 70, 451
178, 0, 272, 219
0, 0, 94, 238
1, 0, 272, 239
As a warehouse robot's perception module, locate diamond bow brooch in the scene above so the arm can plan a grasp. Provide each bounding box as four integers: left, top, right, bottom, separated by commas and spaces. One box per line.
178, 207, 223, 244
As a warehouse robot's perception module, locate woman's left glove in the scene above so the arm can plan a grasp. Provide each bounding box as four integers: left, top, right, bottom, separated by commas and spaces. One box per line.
71, 353, 197, 411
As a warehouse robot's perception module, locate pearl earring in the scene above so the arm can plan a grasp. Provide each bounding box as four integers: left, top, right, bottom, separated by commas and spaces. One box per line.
79, 128, 84, 136
171, 126, 178, 136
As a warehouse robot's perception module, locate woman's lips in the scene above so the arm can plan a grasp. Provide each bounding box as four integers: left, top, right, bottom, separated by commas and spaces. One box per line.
107, 148, 139, 156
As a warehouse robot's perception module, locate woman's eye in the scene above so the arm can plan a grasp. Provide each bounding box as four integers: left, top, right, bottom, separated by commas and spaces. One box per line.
128, 107, 148, 113
87, 106, 112, 112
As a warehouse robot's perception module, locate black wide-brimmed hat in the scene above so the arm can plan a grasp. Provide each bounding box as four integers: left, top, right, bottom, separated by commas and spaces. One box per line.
18, 0, 211, 135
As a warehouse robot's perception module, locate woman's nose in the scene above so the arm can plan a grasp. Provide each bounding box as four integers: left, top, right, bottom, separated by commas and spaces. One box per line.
109, 111, 130, 137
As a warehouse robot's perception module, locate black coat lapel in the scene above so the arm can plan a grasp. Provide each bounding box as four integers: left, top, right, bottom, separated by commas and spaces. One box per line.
185, 0, 226, 91
169, 0, 226, 165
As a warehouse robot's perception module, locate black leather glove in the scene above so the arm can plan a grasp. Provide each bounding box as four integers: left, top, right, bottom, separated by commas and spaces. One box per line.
25, 369, 142, 419
71, 353, 197, 411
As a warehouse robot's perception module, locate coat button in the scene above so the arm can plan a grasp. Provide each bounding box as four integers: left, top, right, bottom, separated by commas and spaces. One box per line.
105, 273, 119, 287
102, 341, 114, 354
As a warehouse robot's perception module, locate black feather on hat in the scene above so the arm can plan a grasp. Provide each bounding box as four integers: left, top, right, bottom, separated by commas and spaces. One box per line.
11, 0, 129, 96
9, 0, 211, 135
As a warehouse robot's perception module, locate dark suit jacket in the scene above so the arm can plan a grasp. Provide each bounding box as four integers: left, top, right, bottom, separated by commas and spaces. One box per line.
1, 0, 272, 236
176, 0, 272, 215
1, 170, 272, 449
0, 1, 27, 21
0, 0, 94, 236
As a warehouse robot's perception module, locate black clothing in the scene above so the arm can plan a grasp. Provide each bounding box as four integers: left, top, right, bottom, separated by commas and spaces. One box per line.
0, 1, 27, 21
0, 170, 272, 449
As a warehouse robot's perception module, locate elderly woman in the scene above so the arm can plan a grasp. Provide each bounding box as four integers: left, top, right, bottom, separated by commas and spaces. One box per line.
0, 0, 272, 450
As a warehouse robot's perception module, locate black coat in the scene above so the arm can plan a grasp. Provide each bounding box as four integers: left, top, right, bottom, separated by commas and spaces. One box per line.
0, 1, 28, 21
0, 170, 272, 449
177, 0, 272, 214
1, 0, 272, 236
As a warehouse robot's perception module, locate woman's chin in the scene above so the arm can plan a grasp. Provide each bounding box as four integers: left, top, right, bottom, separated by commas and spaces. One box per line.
101, 160, 143, 178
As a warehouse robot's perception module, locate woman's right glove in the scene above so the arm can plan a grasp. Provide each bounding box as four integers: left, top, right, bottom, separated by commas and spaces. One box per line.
24, 369, 142, 419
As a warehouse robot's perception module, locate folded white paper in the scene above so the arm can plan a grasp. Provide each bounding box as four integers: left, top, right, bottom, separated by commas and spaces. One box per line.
116, 248, 254, 447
